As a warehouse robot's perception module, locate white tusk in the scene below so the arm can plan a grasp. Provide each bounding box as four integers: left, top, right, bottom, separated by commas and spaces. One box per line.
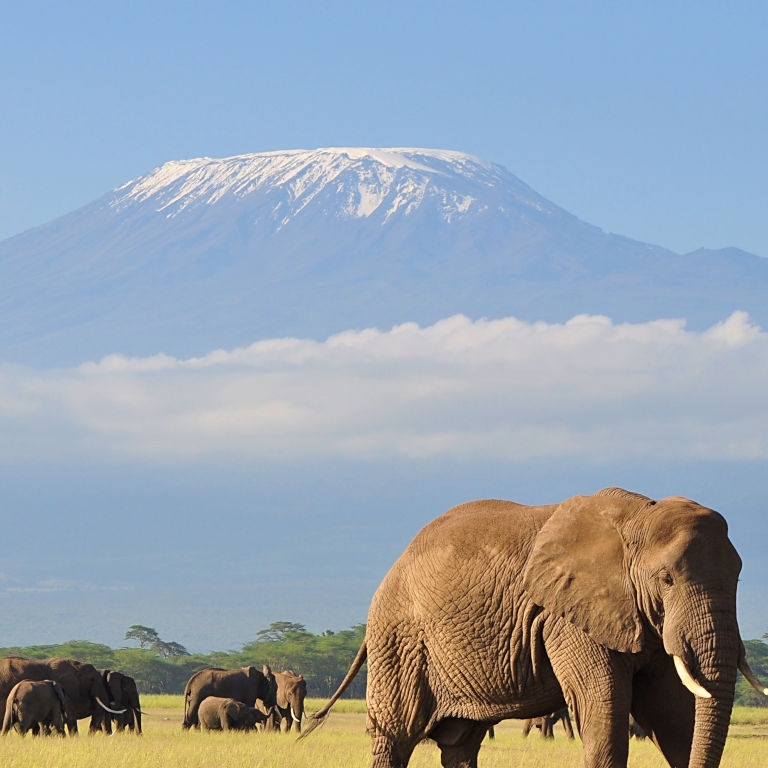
96, 697, 128, 715
673, 656, 712, 699
739, 659, 768, 696
291, 706, 300, 723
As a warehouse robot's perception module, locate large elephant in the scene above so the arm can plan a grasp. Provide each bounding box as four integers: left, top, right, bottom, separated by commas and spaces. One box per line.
198, 696, 270, 731
97, 669, 142, 734
306, 488, 768, 768
182, 665, 276, 729
0, 657, 126, 735
258, 670, 307, 733
1, 680, 67, 736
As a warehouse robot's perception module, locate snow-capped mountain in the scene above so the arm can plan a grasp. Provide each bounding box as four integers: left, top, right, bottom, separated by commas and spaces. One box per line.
1, 147, 765, 365
109, 148, 549, 223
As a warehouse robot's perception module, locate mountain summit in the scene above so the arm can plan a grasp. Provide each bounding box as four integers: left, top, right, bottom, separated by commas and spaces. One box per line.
1, 147, 765, 365
110, 148, 558, 224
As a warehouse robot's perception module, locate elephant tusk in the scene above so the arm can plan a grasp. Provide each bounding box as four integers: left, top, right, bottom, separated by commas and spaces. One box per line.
291, 706, 301, 723
673, 656, 712, 699
96, 697, 128, 715
739, 658, 768, 696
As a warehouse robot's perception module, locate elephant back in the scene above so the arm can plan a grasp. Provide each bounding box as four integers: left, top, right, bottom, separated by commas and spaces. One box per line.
0, 658, 54, 723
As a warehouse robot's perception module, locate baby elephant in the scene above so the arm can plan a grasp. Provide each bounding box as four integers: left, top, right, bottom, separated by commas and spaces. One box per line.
1, 679, 68, 736
197, 696, 269, 731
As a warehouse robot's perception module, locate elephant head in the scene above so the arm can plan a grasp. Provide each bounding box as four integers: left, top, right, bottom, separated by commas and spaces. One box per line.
522, 488, 766, 768
103, 670, 142, 734
258, 665, 278, 708
275, 670, 307, 730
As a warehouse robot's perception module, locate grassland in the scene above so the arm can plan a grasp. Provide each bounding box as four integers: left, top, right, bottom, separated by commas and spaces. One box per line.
0, 698, 765, 768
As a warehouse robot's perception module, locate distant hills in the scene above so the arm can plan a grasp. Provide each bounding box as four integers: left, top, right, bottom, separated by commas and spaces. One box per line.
1, 147, 765, 365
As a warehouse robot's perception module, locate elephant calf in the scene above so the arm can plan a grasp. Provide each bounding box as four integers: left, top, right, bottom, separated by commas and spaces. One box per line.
197, 696, 269, 731
1, 680, 68, 736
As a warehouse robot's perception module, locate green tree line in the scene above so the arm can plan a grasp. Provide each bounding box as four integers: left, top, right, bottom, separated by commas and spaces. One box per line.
0, 622, 367, 698
2, 624, 767, 706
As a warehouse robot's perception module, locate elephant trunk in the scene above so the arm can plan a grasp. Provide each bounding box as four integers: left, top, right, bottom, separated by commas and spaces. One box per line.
681, 609, 739, 768
134, 707, 142, 735
689, 675, 735, 768
291, 694, 304, 723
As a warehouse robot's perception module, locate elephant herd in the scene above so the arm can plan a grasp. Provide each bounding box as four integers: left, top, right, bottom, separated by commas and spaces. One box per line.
0, 657, 307, 738
0, 657, 139, 736
182, 664, 307, 734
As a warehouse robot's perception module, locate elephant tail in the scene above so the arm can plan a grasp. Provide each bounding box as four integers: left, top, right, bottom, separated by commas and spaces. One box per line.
1, 696, 16, 735
299, 640, 367, 740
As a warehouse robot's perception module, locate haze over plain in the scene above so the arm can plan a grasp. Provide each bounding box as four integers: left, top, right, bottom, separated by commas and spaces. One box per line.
0, 2, 765, 651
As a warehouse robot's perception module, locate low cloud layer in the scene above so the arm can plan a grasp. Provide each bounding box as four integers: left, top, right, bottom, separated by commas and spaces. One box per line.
1, 311, 766, 463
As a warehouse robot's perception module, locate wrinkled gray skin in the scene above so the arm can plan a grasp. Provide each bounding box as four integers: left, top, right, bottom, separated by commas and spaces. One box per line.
522, 707, 574, 739
198, 696, 268, 731
97, 670, 142, 734
183, 665, 277, 729
309, 488, 762, 768
258, 670, 307, 733
0, 657, 120, 735
1, 680, 67, 736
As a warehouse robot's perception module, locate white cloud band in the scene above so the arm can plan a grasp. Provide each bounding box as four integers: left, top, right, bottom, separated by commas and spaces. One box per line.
1, 311, 765, 462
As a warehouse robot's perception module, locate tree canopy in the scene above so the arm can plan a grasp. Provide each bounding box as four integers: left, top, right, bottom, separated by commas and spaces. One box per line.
3, 624, 766, 706
0, 623, 366, 697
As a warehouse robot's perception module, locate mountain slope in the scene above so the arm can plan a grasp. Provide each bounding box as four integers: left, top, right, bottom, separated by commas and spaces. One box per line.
1, 147, 765, 365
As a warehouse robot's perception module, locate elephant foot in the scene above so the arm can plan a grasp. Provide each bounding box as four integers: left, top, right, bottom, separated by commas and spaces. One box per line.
369, 731, 412, 768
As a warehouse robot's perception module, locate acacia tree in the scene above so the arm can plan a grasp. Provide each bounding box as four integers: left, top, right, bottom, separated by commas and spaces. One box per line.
124, 625, 161, 649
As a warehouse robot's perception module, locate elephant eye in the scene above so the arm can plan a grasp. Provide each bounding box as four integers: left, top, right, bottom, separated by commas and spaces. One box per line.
657, 570, 674, 587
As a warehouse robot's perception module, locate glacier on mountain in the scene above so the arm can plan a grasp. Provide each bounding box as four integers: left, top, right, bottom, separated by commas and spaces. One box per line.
109, 147, 552, 225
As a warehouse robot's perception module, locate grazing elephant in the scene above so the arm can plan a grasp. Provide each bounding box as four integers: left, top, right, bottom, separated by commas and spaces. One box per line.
1, 680, 67, 736
0, 657, 126, 735
306, 488, 768, 768
97, 670, 142, 734
182, 665, 277, 729
258, 670, 307, 733
198, 696, 270, 731
521, 707, 574, 739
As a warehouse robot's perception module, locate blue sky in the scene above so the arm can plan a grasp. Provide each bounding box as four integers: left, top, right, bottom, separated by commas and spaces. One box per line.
2, 1, 766, 255
0, 2, 766, 651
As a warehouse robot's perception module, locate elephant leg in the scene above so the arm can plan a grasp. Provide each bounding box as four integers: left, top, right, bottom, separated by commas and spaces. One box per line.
547, 626, 633, 768
632, 654, 694, 768
542, 715, 554, 739
562, 711, 575, 739
432, 719, 487, 768
369, 729, 415, 768
521, 718, 533, 737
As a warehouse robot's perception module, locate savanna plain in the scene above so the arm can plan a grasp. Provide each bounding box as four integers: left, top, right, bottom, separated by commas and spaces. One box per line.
0, 698, 765, 768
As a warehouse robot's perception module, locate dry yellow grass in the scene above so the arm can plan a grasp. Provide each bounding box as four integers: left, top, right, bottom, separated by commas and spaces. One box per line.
0, 698, 764, 768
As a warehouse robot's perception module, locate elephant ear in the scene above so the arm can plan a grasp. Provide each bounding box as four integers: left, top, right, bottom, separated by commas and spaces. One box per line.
51, 681, 67, 712
106, 672, 122, 703
522, 495, 644, 653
